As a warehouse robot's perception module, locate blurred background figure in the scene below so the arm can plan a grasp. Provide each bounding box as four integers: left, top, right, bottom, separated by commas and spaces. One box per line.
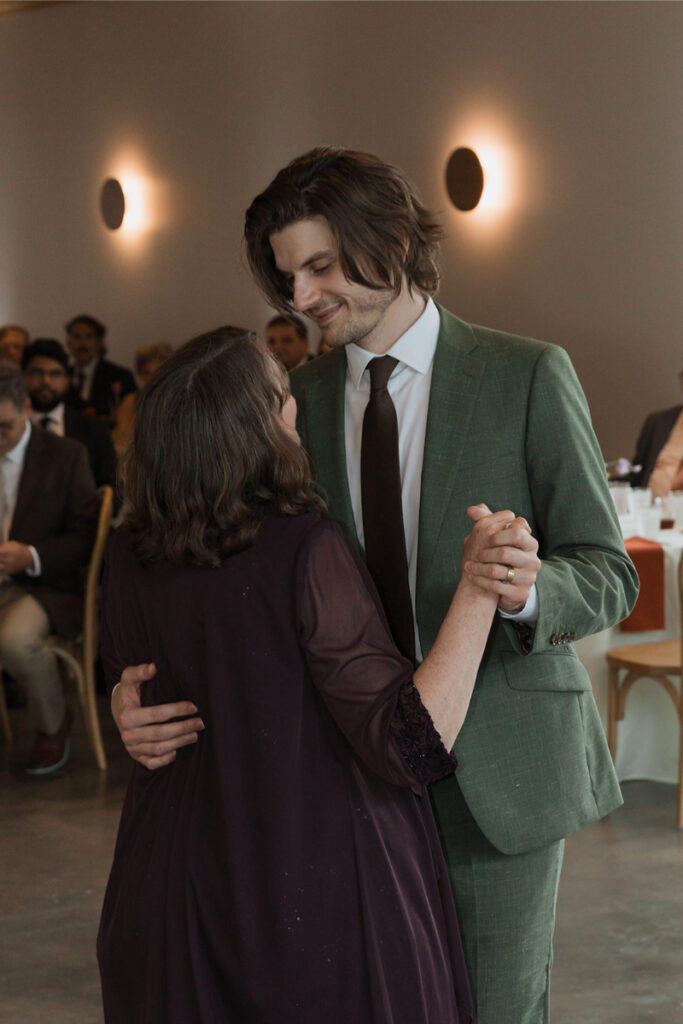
65, 314, 136, 423
0, 325, 30, 366
0, 362, 98, 774
23, 338, 117, 493
631, 368, 683, 494
112, 342, 173, 454
265, 313, 311, 372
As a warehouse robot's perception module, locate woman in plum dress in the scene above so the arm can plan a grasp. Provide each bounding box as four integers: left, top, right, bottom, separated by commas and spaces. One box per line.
97, 325, 500, 1023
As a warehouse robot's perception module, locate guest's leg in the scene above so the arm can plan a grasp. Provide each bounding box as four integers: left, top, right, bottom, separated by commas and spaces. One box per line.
431, 775, 564, 1024
0, 588, 64, 733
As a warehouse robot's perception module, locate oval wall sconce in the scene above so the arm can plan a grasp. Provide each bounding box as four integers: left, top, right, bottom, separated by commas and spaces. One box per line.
445, 148, 484, 212
100, 177, 126, 230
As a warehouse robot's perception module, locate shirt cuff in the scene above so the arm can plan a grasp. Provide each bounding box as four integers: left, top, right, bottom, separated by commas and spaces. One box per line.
498, 583, 538, 624
25, 546, 41, 577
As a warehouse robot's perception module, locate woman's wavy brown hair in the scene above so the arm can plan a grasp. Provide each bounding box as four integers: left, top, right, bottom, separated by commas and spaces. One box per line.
123, 325, 325, 565
244, 147, 443, 311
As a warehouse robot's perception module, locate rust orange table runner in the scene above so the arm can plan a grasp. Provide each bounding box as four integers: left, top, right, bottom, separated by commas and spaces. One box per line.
620, 536, 665, 631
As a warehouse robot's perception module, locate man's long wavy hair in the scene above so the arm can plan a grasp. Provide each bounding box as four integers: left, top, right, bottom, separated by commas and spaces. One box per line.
244, 147, 443, 311
123, 326, 325, 566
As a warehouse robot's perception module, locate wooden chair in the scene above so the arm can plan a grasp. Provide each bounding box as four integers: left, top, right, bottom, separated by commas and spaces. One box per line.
606, 552, 683, 827
48, 485, 114, 770
0, 486, 114, 768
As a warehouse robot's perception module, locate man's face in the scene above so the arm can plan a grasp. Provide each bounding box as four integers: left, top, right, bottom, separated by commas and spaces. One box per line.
0, 330, 27, 366
25, 356, 70, 412
266, 323, 308, 372
66, 322, 102, 367
269, 217, 397, 353
0, 398, 29, 455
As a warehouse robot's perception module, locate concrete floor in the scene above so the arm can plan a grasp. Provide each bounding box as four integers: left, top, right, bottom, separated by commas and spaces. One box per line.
1, 701, 682, 1024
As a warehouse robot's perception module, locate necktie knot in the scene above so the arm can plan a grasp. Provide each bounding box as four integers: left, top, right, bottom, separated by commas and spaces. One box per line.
40, 416, 53, 431
368, 355, 398, 392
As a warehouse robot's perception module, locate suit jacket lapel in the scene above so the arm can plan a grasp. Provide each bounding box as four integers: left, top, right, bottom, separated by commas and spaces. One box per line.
299, 352, 359, 548
417, 307, 486, 600
10, 427, 46, 537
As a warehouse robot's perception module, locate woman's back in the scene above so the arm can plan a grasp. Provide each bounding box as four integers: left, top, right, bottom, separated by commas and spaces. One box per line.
98, 513, 472, 1023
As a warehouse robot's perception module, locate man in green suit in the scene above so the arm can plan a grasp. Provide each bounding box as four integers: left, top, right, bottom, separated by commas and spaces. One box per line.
113, 148, 638, 1022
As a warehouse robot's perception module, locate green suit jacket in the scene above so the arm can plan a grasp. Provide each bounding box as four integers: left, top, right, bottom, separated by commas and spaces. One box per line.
291, 305, 639, 855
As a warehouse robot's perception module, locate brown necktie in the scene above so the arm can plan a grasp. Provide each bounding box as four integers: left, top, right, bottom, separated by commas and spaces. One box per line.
361, 356, 415, 663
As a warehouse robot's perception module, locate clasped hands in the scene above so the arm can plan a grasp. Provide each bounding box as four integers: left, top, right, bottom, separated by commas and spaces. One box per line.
112, 503, 541, 769
463, 503, 540, 614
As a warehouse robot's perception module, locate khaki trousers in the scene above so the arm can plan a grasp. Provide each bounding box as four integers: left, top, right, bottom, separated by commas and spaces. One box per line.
0, 583, 64, 733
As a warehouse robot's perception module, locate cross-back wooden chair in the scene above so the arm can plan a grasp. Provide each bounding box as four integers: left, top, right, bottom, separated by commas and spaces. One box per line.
606, 552, 683, 827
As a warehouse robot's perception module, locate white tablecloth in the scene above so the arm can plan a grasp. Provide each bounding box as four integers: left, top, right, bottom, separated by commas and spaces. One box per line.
575, 531, 682, 784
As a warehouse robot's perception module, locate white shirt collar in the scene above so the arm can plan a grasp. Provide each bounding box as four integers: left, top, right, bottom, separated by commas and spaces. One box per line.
345, 296, 440, 390
4, 419, 32, 465
30, 402, 65, 431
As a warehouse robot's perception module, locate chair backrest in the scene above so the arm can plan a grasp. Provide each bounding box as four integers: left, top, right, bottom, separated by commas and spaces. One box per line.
83, 486, 114, 663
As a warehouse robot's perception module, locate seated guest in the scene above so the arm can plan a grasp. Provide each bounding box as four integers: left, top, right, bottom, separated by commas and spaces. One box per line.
631, 371, 683, 489
265, 313, 310, 372
65, 314, 136, 423
648, 416, 683, 498
112, 342, 173, 454
0, 325, 29, 366
0, 362, 98, 774
23, 338, 117, 492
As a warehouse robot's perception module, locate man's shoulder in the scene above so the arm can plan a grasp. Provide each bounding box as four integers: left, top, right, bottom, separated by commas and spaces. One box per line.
290, 349, 345, 399
64, 406, 110, 441
436, 305, 557, 366
29, 425, 90, 467
642, 404, 683, 427
97, 357, 135, 384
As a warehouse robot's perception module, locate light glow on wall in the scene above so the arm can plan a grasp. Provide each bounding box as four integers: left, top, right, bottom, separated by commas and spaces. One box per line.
444, 115, 522, 231
101, 152, 164, 252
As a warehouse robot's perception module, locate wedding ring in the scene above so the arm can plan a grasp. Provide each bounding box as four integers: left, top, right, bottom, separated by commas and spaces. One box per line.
504, 566, 515, 584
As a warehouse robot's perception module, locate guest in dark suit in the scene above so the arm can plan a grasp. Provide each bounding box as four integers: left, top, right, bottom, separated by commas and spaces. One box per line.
0, 362, 98, 774
65, 314, 136, 423
23, 339, 117, 492
631, 376, 683, 488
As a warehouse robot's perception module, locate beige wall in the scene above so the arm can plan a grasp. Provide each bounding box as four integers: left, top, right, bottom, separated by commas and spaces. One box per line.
1, 0, 681, 459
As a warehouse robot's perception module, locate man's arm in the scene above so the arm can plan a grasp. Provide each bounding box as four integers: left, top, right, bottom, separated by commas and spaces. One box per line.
524, 346, 639, 650
32, 445, 99, 583
111, 663, 204, 769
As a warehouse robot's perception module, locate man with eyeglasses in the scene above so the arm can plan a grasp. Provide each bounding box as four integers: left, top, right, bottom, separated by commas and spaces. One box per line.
0, 361, 98, 774
22, 339, 117, 492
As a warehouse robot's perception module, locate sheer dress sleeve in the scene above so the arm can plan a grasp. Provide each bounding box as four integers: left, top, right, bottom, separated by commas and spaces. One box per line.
297, 521, 458, 791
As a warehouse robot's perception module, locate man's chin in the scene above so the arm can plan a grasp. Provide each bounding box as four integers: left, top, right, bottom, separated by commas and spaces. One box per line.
29, 395, 60, 413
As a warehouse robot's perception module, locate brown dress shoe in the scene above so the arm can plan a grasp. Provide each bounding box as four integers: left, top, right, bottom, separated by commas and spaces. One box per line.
25, 707, 73, 776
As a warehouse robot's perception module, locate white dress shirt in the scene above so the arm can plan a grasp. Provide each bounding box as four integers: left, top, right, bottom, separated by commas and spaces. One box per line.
30, 402, 65, 437
0, 420, 40, 576
344, 297, 537, 660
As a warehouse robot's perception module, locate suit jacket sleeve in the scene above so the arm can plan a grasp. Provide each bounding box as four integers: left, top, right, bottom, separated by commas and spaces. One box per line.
32, 444, 99, 584
524, 345, 639, 651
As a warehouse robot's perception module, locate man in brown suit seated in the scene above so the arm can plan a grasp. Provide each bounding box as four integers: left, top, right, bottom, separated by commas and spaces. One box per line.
0, 362, 98, 774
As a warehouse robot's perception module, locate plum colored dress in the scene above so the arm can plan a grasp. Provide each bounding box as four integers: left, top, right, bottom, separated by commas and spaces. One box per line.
97, 513, 475, 1024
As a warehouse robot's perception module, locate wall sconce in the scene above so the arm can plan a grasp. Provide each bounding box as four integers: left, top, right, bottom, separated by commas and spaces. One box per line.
100, 178, 126, 230
445, 148, 484, 212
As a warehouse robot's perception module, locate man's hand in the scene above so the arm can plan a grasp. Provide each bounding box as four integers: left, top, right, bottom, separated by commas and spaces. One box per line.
112, 663, 205, 770
0, 541, 33, 575
463, 504, 541, 614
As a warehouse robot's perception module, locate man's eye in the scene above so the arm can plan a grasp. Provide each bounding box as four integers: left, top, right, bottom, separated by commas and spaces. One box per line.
312, 265, 330, 276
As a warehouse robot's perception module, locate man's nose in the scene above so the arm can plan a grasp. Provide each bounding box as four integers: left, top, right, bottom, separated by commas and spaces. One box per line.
292, 276, 320, 312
